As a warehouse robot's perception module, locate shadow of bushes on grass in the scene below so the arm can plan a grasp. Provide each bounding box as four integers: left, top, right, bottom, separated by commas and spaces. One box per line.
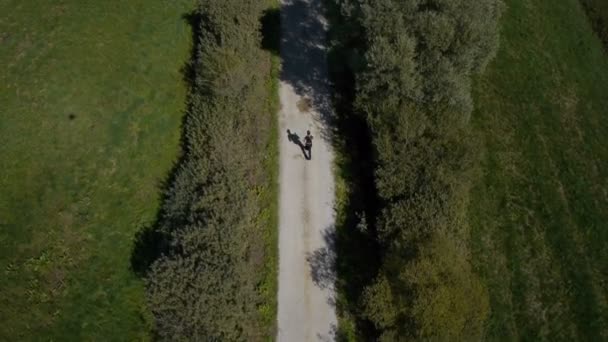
261, 8, 280, 56
130, 2, 282, 280
131, 223, 168, 277
130, 11, 201, 278
579, 0, 608, 52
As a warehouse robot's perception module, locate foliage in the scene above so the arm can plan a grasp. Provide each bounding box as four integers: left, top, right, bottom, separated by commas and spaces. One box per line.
330, 0, 502, 339
363, 232, 489, 341
143, 0, 277, 340
339, 0, 503, 127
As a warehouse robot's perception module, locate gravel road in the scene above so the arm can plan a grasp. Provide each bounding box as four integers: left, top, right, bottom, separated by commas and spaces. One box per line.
276, 0, 337, 341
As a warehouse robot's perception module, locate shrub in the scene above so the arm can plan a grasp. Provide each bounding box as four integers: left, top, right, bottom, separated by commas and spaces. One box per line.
143, 1, 275, 340
364, 232, 489, 340
332, 0, 502, 338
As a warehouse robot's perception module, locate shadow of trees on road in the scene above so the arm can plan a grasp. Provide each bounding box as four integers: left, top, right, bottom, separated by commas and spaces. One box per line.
307, 227, 337, 293
280, 0, 335, 141
280, 0, 381, 339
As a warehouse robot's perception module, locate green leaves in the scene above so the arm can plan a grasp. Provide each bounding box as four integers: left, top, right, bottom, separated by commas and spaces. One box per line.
403, 233, 489, 340
144, 1, 274, 340
348, 0, 503, 124
334, 0, 502, 339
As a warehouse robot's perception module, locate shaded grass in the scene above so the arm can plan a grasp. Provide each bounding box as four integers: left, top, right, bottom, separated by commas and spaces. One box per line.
0, 0, 193, 339
258, 1, 281, 336
469, 0, 608, 339
257, 56, 279, 340
580, 0, 608, 51
326, 3, 382, 340
330, 111, 381, 342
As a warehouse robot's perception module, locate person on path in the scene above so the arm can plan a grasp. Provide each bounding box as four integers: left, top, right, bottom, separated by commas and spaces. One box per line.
304, 130, 313, 160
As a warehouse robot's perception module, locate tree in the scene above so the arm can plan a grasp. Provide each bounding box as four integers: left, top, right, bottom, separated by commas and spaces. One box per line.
331, 0, 502, 338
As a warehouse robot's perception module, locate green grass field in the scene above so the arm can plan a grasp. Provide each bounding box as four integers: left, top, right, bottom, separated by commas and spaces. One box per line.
469, 0, 608, 339
0, 0, 193, 339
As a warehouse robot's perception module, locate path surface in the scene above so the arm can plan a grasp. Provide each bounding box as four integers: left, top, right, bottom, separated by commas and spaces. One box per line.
276, 0, 337, 341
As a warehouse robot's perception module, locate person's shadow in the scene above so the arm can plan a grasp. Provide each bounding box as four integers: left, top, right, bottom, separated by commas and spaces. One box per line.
287, 129, 309, 159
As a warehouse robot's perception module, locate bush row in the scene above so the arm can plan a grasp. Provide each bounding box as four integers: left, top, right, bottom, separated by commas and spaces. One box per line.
144, 1, 275, 340
332, 0, 502, 339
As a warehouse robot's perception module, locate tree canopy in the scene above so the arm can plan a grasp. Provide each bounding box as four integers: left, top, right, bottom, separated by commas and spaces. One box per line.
332, 0, 502, 339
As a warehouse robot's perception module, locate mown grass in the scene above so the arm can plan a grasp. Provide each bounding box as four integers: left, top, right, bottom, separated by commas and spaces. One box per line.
0, 0, 193, 339
469, 0, 608, 339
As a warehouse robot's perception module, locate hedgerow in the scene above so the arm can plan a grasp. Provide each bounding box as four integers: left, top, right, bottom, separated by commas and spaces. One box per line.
143, 1, 275, 340
332, 0, 502, 339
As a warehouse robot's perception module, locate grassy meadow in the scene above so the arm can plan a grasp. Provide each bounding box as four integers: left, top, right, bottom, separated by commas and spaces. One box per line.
469, 0, 608, 339
0, 0, 193, 339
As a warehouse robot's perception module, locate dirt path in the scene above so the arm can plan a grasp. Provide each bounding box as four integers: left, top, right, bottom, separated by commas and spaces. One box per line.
276, 0, 337, 341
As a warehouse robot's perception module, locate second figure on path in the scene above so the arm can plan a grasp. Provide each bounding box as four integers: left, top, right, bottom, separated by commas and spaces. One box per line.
304, 130, 313, 160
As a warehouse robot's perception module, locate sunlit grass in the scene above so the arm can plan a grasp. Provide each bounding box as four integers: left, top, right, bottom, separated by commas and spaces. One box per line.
469, 0, 608, 339
0, 0, 193, 339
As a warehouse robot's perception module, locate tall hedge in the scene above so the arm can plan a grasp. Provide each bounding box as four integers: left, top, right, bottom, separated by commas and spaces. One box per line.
333, 0, 502, 339
144, 1, 274, 340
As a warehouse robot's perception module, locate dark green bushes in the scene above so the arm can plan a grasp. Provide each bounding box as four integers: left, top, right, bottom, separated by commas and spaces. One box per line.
580, 0, 608, 51
142, 1, 276, 340
332, 0, 502, 339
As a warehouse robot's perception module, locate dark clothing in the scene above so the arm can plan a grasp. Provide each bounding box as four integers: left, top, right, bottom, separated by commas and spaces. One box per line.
304, 135, 313, 149
303, 134, 313, 160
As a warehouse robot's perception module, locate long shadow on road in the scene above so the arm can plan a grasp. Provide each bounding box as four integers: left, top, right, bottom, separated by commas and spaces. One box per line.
280, 0, 335, 141
276, 0, 383, 340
